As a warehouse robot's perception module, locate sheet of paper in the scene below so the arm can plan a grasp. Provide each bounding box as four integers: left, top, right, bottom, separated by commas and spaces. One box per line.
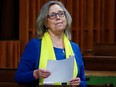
44, 55, 74, 84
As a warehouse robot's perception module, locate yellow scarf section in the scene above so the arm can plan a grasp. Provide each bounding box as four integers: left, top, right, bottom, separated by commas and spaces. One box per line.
39, 32, 78, 85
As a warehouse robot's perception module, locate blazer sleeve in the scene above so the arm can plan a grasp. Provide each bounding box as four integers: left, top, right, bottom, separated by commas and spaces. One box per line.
15, 38, 41, 84
71, 42, 87, 87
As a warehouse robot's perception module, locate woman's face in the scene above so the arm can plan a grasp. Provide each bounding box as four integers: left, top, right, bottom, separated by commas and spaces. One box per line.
47, 4, 67, 34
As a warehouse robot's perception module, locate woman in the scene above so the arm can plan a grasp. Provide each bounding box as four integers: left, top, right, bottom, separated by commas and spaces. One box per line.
15, 1, 86, 87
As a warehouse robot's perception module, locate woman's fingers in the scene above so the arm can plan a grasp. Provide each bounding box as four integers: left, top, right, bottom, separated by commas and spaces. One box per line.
33, 69, 51, 79
69, 77, 81, 86
39, 69, 51, 78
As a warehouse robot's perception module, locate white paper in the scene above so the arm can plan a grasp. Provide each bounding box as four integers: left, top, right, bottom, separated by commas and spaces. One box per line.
44, 55, 74, 84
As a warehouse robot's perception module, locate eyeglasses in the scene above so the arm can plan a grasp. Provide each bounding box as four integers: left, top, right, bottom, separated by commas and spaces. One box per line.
47, 11, 65, 19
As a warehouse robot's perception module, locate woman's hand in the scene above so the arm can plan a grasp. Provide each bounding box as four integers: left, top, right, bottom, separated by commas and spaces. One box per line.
69, 77, 81, 87
33, 69, 51, 79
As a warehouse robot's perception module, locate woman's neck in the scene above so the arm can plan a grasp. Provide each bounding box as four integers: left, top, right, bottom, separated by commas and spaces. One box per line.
48, 31, 64, 48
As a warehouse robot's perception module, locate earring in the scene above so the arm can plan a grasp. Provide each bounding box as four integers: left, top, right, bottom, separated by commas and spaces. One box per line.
43, 25, 48, 29
45, 26, 48, 29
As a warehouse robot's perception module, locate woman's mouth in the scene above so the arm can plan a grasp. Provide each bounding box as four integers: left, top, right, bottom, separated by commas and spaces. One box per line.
55, 22, 63, 26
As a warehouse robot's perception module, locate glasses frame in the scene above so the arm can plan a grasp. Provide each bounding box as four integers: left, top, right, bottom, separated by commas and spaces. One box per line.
47, 11, 65, 19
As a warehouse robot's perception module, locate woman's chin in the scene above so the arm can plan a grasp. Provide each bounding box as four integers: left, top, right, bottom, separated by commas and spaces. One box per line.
56, 26, 65, 30
56, 28, 65, 32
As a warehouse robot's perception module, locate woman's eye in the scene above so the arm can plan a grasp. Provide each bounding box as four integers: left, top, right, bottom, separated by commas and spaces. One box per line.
50, 13, 55, 17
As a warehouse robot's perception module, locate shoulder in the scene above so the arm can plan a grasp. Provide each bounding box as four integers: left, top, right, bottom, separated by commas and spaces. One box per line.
26, 38, 41, 48
28, 38, 41, 45
23, 38, 42, 53
70, 41, 83, 62
21, 38, 42, 60
70, 41, 80, 51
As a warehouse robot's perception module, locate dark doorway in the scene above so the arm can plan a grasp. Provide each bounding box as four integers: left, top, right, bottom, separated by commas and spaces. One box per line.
0, 0, 19, 40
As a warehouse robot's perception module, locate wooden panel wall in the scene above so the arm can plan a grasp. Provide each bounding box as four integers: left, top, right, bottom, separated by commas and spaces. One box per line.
0, 0, 116, 68
19, 0, 116, 56
0, 41, 20, 68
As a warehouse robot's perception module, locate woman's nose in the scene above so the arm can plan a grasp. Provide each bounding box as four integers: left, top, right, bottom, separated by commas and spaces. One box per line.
56, 14, 60, 19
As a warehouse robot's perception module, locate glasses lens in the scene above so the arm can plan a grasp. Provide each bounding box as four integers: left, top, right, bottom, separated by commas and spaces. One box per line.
48, 13, 56, 19
58, 11, 65, 17
48, 11, 65, 19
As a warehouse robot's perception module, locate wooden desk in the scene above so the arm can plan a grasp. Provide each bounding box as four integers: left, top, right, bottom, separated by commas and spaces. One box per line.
83, 56, 116, 87
83, 56, 116, 71
85, 70, 116, 77
0, 68, 27, 87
